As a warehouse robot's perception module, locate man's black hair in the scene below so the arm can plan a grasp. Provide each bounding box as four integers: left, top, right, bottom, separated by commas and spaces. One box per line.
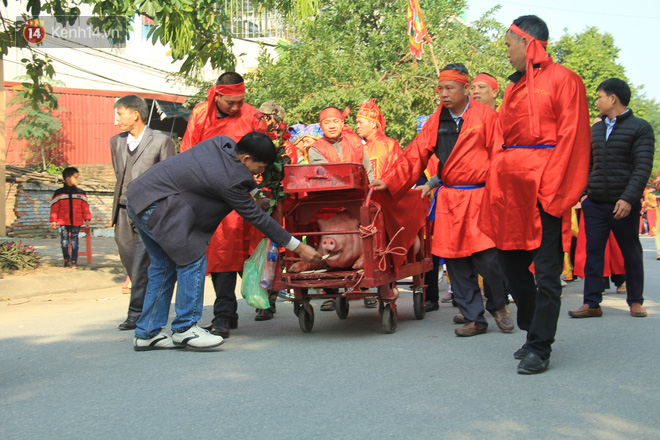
216, 72, 245, 85
235, 131, 277, 164
598, 78, 631, 107
512, 15, 549, 41
441, 63, 469, 75
62, 166, 79, 180
114, 95, 148, 123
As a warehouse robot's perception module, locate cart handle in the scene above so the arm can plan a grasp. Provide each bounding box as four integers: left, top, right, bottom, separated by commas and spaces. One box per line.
364, 187, 374, 207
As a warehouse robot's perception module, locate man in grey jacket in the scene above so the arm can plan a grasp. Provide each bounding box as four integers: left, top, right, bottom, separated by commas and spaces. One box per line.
110, 95, 175, 330
569, 78, 655, 319
126, 132, 322, 351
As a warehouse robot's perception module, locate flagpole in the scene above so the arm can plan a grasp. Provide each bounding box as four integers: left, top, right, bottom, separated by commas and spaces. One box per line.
426, 38, 440, 77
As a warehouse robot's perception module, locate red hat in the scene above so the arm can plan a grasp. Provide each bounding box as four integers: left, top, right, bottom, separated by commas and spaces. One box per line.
356, 98, 387, 131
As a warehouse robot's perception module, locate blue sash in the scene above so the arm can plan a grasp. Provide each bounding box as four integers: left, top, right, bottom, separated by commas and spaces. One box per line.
504, 144, 556, 149
428, 181, 485, 221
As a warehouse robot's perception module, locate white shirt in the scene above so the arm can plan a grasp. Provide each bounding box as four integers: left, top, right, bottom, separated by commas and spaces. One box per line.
127, 127, 146, 152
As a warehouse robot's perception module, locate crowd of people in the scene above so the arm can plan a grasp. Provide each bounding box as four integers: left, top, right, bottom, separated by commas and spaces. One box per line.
75, 13, 655, 374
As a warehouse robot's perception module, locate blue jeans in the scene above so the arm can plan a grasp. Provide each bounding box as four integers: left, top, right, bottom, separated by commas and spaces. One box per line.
127, 202, 207, 339
59, 225, 80, 263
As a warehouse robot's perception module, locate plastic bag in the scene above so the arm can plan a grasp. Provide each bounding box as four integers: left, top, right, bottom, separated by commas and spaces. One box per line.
241, 238, 271, 309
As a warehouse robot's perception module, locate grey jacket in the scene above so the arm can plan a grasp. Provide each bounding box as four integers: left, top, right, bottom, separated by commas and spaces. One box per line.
126, 135, 292, 265
110, 127, 175, 225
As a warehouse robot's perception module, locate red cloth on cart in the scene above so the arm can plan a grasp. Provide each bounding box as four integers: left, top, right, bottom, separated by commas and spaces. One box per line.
372, 189, 429, 272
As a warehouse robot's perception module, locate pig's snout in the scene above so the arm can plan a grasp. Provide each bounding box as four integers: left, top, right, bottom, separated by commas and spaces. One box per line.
321, 238, 336, 251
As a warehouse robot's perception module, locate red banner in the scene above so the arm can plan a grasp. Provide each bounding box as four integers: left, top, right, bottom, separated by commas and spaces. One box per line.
407, 0, 430, 60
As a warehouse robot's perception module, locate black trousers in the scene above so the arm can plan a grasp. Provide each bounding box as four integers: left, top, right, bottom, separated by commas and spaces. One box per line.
211, 271, 241, 325
582, 198, 643, 307
445, 248, 507, 327
424, 255, 442, 303
498, 206, 563, 360
115, 206, 150, 318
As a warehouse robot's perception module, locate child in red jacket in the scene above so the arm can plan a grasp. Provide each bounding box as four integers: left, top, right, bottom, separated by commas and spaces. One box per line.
49, 167, 91, 268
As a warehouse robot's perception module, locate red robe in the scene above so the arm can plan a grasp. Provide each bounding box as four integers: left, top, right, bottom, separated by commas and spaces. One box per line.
180, 91, 267, 272
364, 131, 401, 179
478, 61, 591, 251
382, 100, 503, 258
308, 127, 365, 163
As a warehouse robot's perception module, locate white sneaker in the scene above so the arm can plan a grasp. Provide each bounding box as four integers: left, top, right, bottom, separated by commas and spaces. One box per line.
172, 324, 224, 349
134, 331, 179, 351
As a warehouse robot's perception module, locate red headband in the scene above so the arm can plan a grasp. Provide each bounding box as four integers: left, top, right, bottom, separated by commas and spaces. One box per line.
320, 107, 351, 123
472, 73, 499, 92
438, 70, 469, 85
213, 82, 246, 96
509, 24, 552, 137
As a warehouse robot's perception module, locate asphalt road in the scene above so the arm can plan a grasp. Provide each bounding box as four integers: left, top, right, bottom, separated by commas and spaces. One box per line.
1, 237, 659, 440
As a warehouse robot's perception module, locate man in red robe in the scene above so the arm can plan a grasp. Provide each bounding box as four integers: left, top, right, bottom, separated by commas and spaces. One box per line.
470, 73, 499, 110
181, 72, 268, 338
355, 98, 401, 180
371, 63, 512, 337
478, 16, 591, 374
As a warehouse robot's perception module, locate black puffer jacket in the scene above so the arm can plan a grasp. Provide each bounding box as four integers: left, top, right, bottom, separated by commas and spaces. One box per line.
585, 109, 655, 204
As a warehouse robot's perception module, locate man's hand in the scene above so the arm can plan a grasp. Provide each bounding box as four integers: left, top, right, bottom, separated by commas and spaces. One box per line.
256, 198, 270, 211
369, 179, 387, 191
294, 242, 323, 264
613, 199, 632, 220
84, 220, 90, 228
50, 221, 57, 230
418, 184, 432, 198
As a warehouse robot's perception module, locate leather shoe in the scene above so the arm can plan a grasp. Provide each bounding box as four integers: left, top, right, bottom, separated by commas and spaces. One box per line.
455, 322, 487, 337
118, 315, 138, 331
630, 303, 647, 318
490, 308, 514, 333
517, 351, 549, 375
514, 343, 529, 360
210, 319, 231, 338
425, 301, 439, 312
453, 312, 467, 324
255, 309, 274, 321
568, 304, 602, 318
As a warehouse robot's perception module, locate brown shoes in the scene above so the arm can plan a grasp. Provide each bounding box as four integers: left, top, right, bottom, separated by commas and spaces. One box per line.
630, 303, 647, 318
490, 308, 514, 333
568, 304, 603, 318
455, 322, 487, 337
453, 313, 468, 324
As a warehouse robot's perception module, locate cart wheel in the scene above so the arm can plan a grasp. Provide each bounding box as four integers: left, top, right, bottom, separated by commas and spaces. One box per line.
336, 296, 349, 319
378, 300, 385, 317
413, 288, 426, 320
381, 302, 397, 334
293, 302, 301, 317
298, 302, 314, 333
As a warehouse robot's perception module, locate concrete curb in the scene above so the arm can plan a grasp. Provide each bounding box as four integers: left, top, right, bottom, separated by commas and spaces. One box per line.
1, 267, 126, 300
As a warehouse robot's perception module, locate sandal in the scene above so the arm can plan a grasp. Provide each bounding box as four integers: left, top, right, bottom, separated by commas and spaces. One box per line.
321, 299, 336, 311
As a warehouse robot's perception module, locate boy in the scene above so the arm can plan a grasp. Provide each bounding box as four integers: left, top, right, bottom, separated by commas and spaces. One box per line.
50, 167, 91, 268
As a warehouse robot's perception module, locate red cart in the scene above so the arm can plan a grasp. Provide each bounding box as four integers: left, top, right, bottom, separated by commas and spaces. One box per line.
271, 163, 433, 333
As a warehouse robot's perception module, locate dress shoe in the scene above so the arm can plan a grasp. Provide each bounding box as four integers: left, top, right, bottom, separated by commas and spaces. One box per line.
630, 303, 647, 318
453, 312, 467, 324
568, 304, 602, 318
425, 301, 439, 312
118, 315, 138, 330
455, 322, 487, 337
490, 308, 514, 333
514, 343, 529, 360
517, 351, 549, 375
209, 319, 231, 338
255, 309, 274, 321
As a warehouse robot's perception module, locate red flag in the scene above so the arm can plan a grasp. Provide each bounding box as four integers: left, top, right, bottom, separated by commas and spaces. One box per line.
407, 0, 430, 59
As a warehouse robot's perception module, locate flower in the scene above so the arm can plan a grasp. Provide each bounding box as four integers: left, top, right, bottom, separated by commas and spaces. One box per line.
254, 112, 265, 120
282, 131, 292, 140
278, 122, 288, 132
267, 131, 279, 140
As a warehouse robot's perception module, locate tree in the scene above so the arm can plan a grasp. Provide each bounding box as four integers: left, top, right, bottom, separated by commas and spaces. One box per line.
8, 54, 65, 170
246, 0, 511, 145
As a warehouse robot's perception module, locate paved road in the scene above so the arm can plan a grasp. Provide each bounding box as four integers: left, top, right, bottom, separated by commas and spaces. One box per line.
1, 237, 659, 439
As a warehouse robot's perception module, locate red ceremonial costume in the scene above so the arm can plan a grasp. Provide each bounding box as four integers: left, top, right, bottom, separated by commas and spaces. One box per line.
382, 99, 502, 258
181, 84, 266, 272
309, 126, 365, 163
356, 99, 402, 179
478, 38, 591, 251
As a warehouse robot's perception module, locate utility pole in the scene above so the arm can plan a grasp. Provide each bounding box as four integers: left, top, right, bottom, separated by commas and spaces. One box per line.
0, 58, 6, 236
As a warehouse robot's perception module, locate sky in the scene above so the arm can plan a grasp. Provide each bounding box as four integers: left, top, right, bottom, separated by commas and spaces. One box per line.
464, 0, 660, 103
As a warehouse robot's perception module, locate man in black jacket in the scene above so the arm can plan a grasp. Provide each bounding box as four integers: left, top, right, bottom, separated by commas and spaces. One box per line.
569, 78, 655, 319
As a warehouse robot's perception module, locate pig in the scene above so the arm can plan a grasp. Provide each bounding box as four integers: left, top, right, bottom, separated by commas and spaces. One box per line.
289, 212, 364, 272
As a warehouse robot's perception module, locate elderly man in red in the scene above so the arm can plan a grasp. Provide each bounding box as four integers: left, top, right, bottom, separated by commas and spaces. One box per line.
371, 63, 511, 338
470, 73, 499, 110
479, 15, 591, 374
180, 72, 269, 338
355, 99, 401, 180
